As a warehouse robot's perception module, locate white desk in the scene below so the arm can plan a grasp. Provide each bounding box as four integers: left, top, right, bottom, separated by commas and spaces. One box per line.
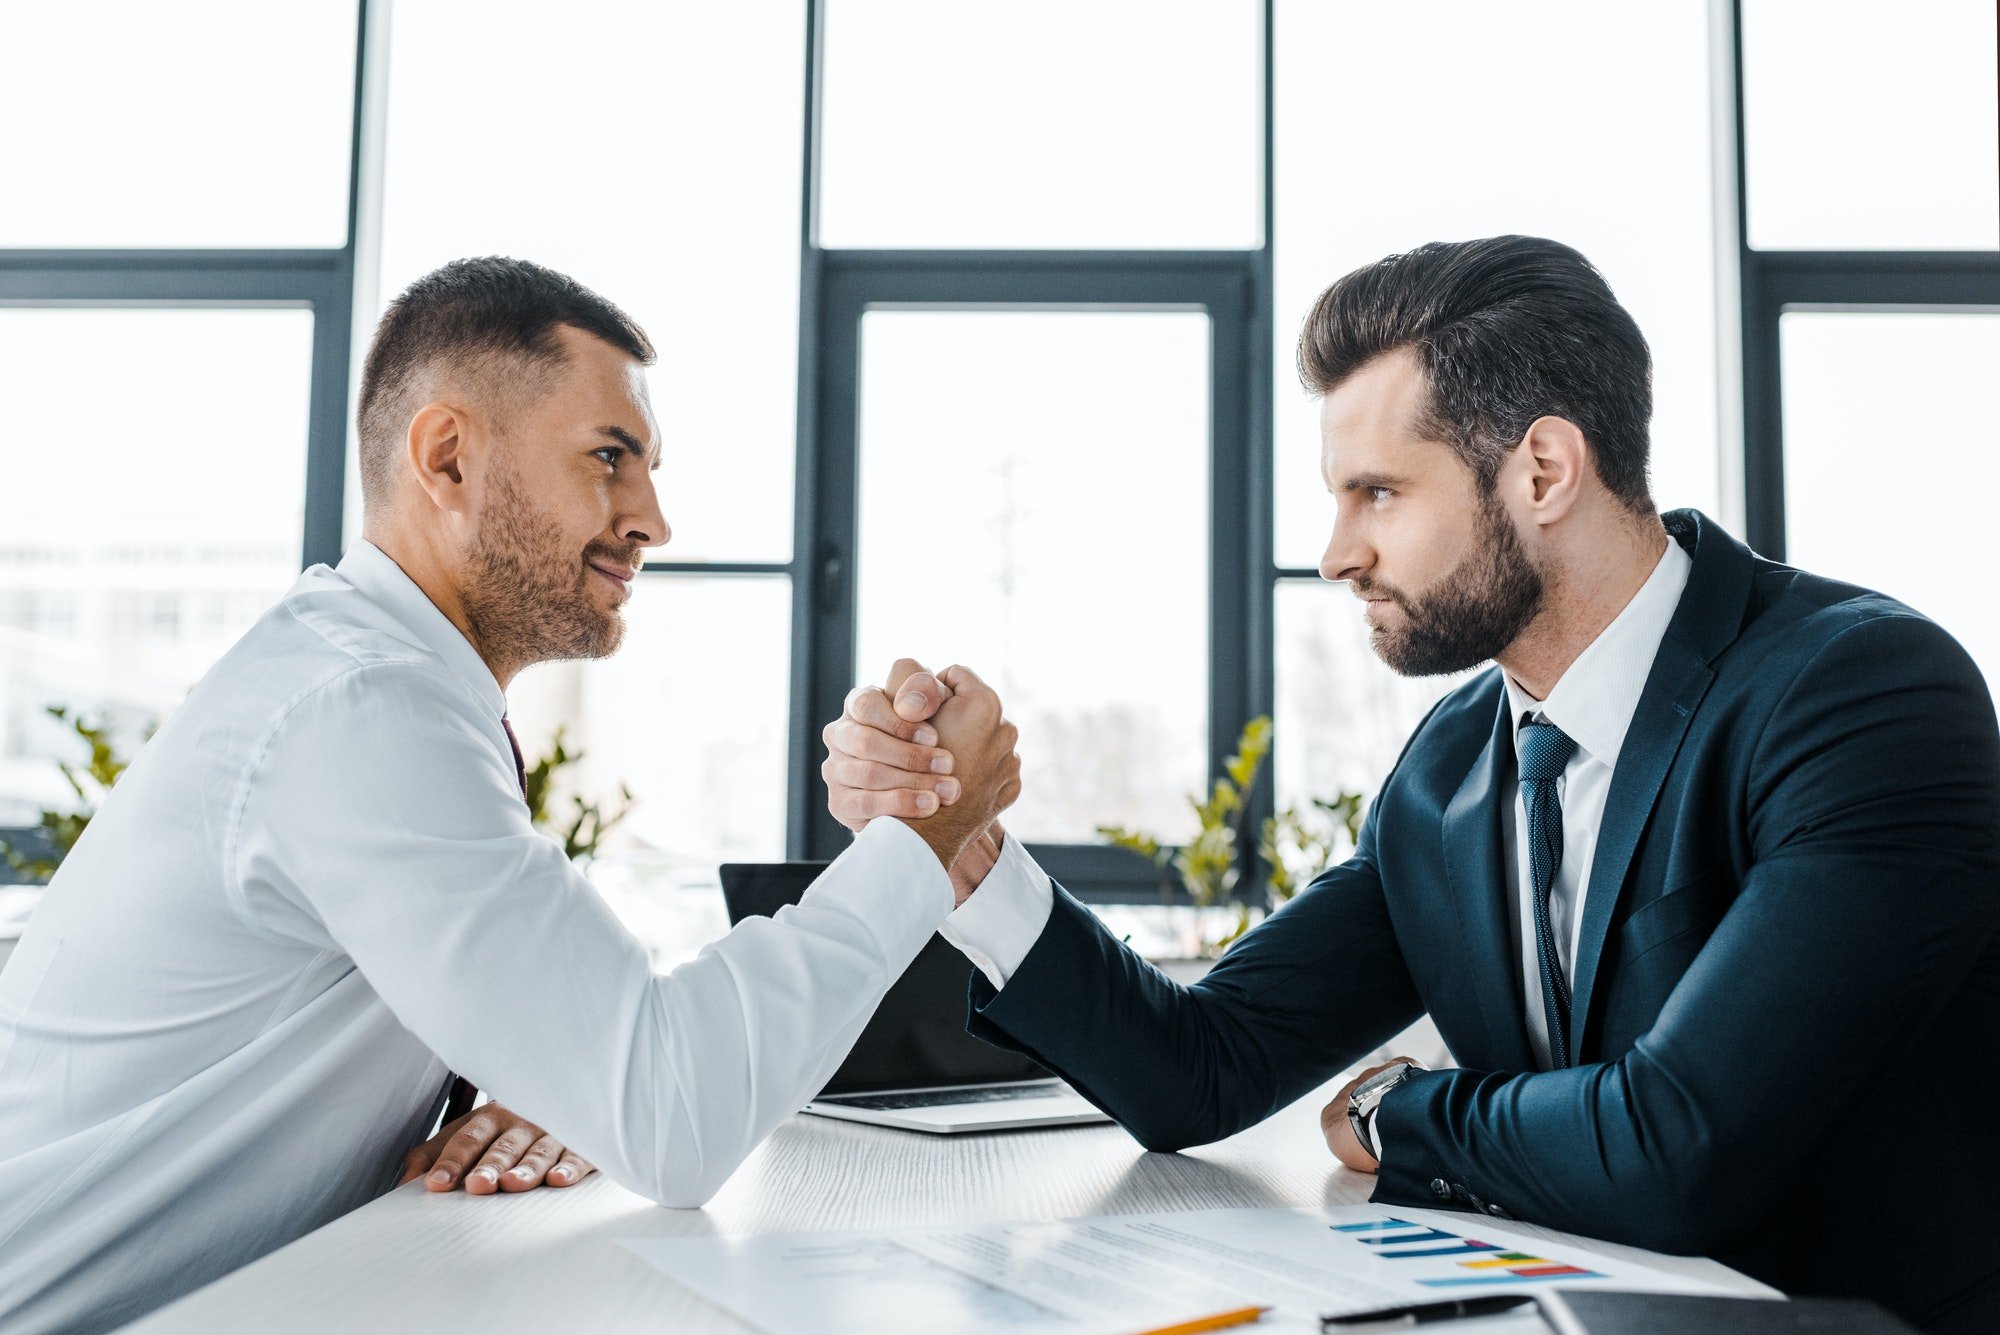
119, 1081, 1766, 1333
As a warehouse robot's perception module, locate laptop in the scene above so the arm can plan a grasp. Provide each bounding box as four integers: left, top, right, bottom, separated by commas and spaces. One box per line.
719, 861, 1112, 1134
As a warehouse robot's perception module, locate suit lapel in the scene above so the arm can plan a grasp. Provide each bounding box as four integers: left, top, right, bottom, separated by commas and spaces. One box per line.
1442, 687, 1537, 1072
1565, 510, 1751, 1063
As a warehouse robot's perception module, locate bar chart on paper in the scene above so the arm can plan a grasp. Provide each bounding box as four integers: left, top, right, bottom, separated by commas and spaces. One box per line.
1330, 1216, 1605, 1288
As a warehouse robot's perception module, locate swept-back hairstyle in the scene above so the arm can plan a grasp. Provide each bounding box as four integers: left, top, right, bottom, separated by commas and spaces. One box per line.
357, 256, 655, 509
1297, 235, 1654, 514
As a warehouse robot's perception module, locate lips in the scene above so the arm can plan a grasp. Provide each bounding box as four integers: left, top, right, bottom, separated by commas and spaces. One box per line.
587, 560, 637, 595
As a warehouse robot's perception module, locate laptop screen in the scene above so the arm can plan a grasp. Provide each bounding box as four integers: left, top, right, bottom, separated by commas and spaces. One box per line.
719, 861, 1052, 1096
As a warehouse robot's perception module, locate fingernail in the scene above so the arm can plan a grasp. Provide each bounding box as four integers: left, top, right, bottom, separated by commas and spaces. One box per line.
473, 1167, 498, 1183
899, 692, 925, 713
915, 791, 939, 814
551, 1166, 573, 1182
428, 1169, 451, 1185
929, 755, 952, 774
937, 778, 960, 803
913, 727, 938, 746
509, 1167, 533, 1181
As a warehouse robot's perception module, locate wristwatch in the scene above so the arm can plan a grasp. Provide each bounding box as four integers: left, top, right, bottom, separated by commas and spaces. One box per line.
1347, 1059, 1423, 1159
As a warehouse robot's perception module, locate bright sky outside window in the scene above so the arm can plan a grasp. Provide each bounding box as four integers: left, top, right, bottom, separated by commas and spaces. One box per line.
853, 310, 1212, 842
1271, 0, 1722, 573
376, 0, 805, 564
818, 0, 1263, 249
0, 2, 357, 248
1743, 0, 1999, 250
1780, 312, 2000, 687
0, 307, 314, 822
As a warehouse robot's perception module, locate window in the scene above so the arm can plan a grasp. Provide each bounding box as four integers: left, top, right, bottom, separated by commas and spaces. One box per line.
375, 0, 811, 863
0, 308, 315, 822
852, 310, 1212, 841
0, 1, 359, 249
1741, 0, 1998, 251
1272, 0, 1723, 804
1780, 312, 2000, 685
1733, 0, 2000, 715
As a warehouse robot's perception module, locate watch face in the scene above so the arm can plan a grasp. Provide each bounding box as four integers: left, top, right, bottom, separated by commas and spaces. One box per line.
1351, 1062, 1412, 1106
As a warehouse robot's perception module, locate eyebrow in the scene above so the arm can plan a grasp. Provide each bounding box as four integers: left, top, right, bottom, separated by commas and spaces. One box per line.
599, 425, 662, 471
1335, 471, 1410, 493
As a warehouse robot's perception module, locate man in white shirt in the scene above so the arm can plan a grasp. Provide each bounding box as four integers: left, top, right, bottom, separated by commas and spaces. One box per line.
820, 237, 2000, 1333
0, 257, 1019, 1335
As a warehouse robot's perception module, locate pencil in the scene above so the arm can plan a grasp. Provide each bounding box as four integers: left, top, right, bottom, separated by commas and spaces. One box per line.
1129, 1304, 1271, 1335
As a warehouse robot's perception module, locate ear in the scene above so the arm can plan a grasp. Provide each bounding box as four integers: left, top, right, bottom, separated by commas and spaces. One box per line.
404, 402, 476, 518
1516, 414, 1589, 526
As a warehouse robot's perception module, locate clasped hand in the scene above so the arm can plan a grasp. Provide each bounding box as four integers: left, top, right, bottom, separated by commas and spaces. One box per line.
821, 658, 1019, 902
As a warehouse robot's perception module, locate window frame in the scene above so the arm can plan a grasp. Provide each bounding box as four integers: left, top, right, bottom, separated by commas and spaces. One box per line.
1729, 0, 2000, 558
788, 2, 1277, 903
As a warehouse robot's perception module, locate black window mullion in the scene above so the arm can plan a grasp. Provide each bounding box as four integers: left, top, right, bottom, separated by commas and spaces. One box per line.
797, 252, 1265, 901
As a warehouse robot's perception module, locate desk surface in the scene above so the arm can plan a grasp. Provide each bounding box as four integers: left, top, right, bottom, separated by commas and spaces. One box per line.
121, 1082, 1765, 1333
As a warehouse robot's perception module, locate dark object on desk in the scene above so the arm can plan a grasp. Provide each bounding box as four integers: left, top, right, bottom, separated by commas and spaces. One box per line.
719, 861, 1109, 1132
1538, 1291, 1920, 1335
1323, 1295, 1533, 1325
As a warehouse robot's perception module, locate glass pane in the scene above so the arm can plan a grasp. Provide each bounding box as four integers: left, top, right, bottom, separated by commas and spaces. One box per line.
1781, 312, 2000, 687
1272, 0, 1720, 567
1744, 0, 1999, 250
1274, 579, 1471, 817
819, 0, 1262, 249
0, 2, 357, 247
854, 311, 1210, 842
378, 1, 803, 563
0, 308, 314, 824
507, 575, 790, 872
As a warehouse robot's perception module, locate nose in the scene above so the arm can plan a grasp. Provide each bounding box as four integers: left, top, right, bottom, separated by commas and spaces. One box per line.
1319, 511, 1369, 584
619, 470, 671, 552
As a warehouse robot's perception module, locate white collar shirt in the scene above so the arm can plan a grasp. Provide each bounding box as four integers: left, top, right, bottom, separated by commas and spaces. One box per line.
0, 540, 955, 1335
1501, 537, 1692, 1069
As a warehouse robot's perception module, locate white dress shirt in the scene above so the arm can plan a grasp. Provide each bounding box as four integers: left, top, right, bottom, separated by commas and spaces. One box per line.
1500, 538, 1690, 1068
0, 541, 958, 1335
945, 540, 1693, 1079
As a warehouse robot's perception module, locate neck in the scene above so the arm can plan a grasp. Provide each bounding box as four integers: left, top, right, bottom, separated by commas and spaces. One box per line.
363, 526, 515, 690
1496, 510, 1669, 701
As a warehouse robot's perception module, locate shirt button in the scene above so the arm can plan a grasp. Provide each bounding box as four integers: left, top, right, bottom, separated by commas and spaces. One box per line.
1487, 1203, 1511, 1218
1430, 1178, 1452, 1201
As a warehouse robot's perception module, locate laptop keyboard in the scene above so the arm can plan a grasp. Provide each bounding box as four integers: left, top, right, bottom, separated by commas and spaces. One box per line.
821, 1084, 1062, 1111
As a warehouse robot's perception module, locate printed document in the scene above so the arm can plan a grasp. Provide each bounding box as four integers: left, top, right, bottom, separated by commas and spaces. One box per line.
619, 1205, 1765, 1335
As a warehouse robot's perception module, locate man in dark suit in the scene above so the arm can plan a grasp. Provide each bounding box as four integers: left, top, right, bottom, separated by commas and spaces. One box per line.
819, 236, 2000, 1332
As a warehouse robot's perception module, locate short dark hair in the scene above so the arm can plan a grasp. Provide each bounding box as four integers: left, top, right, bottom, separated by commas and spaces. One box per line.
1297, 235, 1654, 513
357, 256, 656, 509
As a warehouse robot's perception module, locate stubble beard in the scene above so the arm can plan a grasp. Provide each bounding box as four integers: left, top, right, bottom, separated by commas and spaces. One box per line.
461, 459, 628, 679
1362, 494, 1546, 678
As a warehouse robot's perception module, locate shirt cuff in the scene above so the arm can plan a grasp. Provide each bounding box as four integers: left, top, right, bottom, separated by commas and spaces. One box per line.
939, 831, 1053, 990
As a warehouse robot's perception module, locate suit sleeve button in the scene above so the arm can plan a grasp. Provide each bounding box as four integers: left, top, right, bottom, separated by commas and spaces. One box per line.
1429, 1178, 1452, 1200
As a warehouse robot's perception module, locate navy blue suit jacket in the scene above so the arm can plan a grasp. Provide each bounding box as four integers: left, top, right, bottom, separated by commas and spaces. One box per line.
966, 512, 2000, 1332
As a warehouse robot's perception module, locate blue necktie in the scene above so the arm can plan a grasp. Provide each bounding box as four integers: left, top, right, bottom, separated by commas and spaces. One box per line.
1519, 717, 1579, 1069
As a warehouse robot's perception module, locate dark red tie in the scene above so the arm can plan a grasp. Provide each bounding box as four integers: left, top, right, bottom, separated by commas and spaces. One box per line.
438, 718, 530, 1127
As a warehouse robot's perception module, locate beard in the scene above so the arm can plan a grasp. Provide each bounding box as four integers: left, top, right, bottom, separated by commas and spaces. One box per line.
1360, 494, 1545, 677
460, 459, 633, 675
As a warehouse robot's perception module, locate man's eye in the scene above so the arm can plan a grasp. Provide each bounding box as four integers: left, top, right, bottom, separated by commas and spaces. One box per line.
1369, 486, 1393, 502
593, 447, 622, 467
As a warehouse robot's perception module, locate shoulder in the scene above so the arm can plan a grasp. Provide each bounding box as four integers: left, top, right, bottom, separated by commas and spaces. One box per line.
1733, 562, 1986, 703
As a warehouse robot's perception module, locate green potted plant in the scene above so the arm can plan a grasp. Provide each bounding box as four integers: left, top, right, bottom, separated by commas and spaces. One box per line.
1097, 715, 1364, 957
519, 725, 635, 867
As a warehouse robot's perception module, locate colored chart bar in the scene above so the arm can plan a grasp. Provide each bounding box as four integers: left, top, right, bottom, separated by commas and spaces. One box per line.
1357, 1228, 1460, 1247
1417, 1271, 1604, 1288
1330, 1219, 1419, 1233
1374, 1242, 1504, 1259
1458, 1254, 1545, 1269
